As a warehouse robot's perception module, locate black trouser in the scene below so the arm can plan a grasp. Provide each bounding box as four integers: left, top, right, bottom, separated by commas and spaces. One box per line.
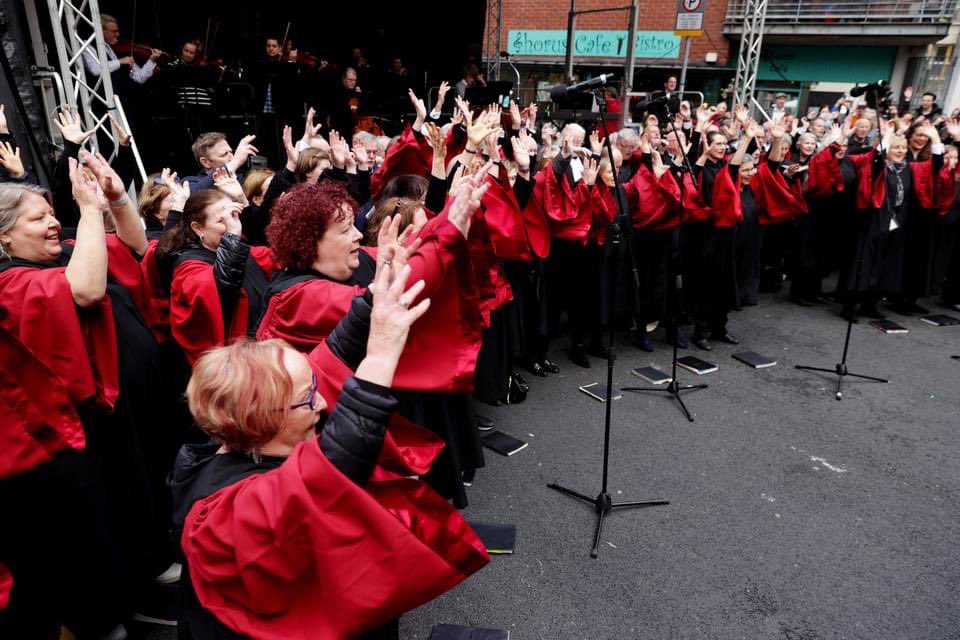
546, 238, 602, 347
632, 227, 672, 327
692, 226, 736, 337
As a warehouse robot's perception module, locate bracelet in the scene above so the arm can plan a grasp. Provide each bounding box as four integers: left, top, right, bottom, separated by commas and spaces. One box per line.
109, 195, 130, 207
464, 146, 478, 153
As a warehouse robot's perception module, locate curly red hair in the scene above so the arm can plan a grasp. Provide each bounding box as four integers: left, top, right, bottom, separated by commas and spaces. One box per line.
266, 181, 358, 270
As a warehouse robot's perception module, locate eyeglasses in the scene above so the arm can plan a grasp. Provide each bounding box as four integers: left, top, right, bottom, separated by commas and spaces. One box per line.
289, 372, 319, 411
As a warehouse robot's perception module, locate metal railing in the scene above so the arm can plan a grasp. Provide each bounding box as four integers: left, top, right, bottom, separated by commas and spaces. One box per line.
724, 0, 958, 24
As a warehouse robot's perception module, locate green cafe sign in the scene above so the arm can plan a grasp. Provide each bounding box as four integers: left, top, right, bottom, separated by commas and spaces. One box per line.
508, 30, 681, 59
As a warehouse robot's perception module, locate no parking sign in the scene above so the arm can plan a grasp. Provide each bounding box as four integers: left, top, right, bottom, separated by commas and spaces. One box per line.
675, 0, 707, 36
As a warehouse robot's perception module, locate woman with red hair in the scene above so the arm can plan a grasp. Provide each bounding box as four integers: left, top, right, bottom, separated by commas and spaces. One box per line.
256, 174, 489, 507
171, 259, 488, 639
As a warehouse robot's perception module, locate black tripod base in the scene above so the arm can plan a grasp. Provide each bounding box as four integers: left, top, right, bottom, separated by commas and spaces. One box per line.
622, 381, 708, 422
547, 483, 668, 558
794, 363, 889, 400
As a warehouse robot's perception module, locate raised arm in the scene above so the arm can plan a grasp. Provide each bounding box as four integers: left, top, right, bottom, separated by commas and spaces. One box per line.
82, 150, 148, 256
64, 158, 108, 307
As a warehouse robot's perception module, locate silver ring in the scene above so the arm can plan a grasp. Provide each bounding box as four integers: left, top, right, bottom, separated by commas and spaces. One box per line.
381, 259, 392, 266
398, 298, 410, 309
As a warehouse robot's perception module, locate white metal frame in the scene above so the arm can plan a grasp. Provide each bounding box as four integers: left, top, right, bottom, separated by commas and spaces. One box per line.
41, 0, 146, 180
485, 0, 503, 81
732, 0, 769, 116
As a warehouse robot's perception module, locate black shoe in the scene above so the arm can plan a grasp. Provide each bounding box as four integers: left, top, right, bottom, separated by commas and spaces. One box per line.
791, 296, 813, 307
587, 343, 610, 359
716, 332, 739, 345
541, 359, 560, 374
569, 345, 591, 368
633, 333, 655, 352
840, 306, 859, 324
693, 336, 712, 351
859, 304, 886, 319
666, 332, 688, 349
513, 372, 530, 392
527, 361, 547, 377
476, 414, 495, 431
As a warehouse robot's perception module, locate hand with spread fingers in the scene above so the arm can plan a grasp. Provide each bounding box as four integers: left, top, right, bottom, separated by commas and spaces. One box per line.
161, 168, 191, 210
69, 157, 107, 215
79, 149, 126, 201
213, 166, 247, 204
0, 141, 24, 178
54, 109, 96, 146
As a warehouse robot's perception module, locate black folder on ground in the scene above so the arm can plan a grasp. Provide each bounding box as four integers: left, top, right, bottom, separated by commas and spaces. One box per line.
630, 366, 672, 384
676, 355, 718, 375
429, 624, 510, 640
578, 382, 623, 401
920, 314, 960, 327
869, 319, 908, 334
481, 430, 528, 456
469, 522, 516, 555
732, 351, 777, 369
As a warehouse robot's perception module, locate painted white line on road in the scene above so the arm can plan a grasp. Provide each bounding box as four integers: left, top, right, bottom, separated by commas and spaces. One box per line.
810, 456, 848, 473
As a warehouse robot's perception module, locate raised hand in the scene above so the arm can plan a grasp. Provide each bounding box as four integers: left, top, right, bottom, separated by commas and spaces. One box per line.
770, 123, 786, 139
365, 259, 430, 375
467, 108, 499, 149
589, 130, 603, 155
0, 141, 24, 178
228, 134, 258, 172
511, 134, 530, 174
108, 113, 131, 146
161, 168, 190, 210
447, 161, 492, 237
79, 150, 125, 201
283, 125, 299, 169
527, 103, 538, 129
482, 128, 501, 164
353, 144, 371, 170
651, 150, 668, 179
216, 201, 244, 236
945, 117, 960, 142
436, 81, 451, 113
212, 166, 246, 203
734, 104, 749, 124
454, 95, 473, 127
408, 89, 427, 131
54, 109, 96, 145
69, 157, 107, 214
328, 130, 349, 168
301, 107, 322, 144
581, 157, 599, 186
509, 100, 522, 130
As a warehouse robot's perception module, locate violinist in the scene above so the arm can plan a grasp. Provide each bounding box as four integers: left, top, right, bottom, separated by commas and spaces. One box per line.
168, 39, 201, 67
83, 14, 160, 87
329, 67, 363, 140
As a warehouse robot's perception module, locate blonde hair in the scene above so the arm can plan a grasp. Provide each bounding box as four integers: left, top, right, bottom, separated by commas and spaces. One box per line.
138, 175, 170, 225
295, 148, 331, 183
367, 197, 422, 244
0, 183, 52, 260
243, 168, 275, 202
187, 339, 295, 454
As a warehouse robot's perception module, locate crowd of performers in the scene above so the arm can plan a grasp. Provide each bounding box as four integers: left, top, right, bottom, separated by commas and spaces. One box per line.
1, 44, 960, 638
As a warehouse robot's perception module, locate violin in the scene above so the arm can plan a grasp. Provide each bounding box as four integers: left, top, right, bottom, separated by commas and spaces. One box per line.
113, 40, 171, 62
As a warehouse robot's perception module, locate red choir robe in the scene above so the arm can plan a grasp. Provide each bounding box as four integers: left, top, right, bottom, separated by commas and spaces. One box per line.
0, 562, 10, 611
182, 342, 489, 640
699, 162, 744, 228
480, 172, 536, 262
257, 214, 484, 393
369, 125, 465, 200
170, 246, 274, 365
627, 163, 681, 230
0, 322, 85, 480
849, 148, 942, 211
587, 181, 624, 245
141, 240, 172, 342
0, 260, 119, 412
535, 162, 593, 243
807, 145, 846, 198
754, 160, 808, 224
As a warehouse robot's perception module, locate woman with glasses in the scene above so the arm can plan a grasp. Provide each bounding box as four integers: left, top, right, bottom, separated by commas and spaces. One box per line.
170, 257, 488, 639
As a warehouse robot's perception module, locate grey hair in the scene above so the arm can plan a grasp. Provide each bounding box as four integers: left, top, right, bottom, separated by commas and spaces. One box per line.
797, 132, 817, 149
100, 14, 118, 28
352, 131, 376, 146
0, 182, 52, 260
617, 128, 639, 145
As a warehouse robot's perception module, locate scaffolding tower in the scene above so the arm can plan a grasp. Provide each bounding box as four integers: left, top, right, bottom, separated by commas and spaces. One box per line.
485, 0, 503, 81
26, 0, 146, 179
732, 0, 769, 117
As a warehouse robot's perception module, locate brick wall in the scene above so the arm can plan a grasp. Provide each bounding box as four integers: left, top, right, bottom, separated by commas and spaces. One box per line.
488, 0, 733, 67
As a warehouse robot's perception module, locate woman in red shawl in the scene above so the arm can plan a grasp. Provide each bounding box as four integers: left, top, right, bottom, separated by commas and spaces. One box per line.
170, 259, 488, 640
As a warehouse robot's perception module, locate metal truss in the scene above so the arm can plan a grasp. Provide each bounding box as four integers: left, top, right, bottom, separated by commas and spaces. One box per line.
732, 0, 769, 116
41, 0, 146, 179
485, 0, 503, 81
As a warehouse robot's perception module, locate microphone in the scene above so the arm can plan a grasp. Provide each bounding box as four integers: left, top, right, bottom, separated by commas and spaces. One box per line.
550, 74, 616, 102
499, 50, 510, 58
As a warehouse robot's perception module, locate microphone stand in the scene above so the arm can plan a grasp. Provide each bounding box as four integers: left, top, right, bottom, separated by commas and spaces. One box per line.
547, 87, 668, 559
794, 155, 888, 398
622, 112, 707, 421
